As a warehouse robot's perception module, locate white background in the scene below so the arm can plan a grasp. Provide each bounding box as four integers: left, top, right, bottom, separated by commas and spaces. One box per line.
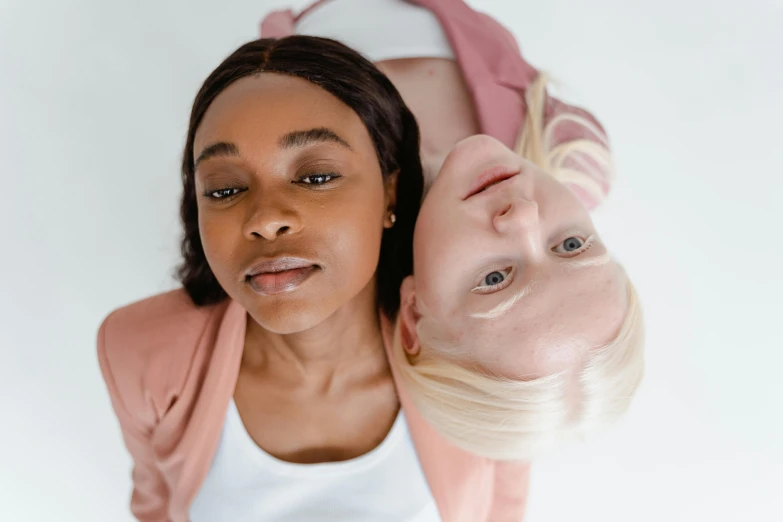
1, 0, 781, 520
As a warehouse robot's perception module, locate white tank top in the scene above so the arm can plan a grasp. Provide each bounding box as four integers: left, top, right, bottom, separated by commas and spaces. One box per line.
190, 400, 442, 522
295, 0, 455, 62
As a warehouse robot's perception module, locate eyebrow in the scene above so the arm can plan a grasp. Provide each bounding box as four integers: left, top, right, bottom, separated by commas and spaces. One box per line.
194, 142, 239, 168
279, 127, 353, 151
470, 281, 537, 320
194, 127, 353, 169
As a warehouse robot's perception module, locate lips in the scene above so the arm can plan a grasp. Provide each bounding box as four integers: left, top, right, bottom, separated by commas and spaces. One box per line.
245, 257, 319, 296
464, 165, 521, 200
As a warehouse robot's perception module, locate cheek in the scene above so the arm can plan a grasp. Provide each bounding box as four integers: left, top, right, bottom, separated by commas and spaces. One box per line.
198, 209, 242, 280
414, 207, 471, 306
330, 218, 381, 272
321, 190, 386, 287
414, 200, 448, 266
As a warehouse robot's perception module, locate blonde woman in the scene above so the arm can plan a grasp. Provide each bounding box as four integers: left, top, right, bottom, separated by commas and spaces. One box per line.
391, 132, 643, 460
262, 0, 645, 460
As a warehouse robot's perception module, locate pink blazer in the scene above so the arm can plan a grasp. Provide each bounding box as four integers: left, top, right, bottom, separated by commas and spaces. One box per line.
98, 290, 530, 521
261, 0, 614, 210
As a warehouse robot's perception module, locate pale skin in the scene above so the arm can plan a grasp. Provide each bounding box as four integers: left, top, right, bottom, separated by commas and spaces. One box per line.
398, 134, 628, 380
375, 58, 479, 188
378, 58, 627, 381
193, 73, 399, 463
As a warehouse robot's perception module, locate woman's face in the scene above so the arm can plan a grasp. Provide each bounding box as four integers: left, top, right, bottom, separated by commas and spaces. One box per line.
405, 135, 627, 379
193, 73, 396, 334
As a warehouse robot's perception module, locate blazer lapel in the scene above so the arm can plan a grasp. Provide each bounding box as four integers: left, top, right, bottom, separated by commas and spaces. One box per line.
167, 299, 247, 520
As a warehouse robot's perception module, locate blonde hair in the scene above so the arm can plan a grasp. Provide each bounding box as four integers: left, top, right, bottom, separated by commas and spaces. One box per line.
515, 73, 615, 207
394, 74, 644, 461
394, 280, 644, 461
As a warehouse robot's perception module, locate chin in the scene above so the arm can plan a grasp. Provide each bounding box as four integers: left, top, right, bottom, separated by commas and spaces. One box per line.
248, 303, 327, 335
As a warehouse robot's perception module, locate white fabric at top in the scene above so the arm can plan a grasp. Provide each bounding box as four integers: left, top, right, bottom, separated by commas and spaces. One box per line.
190, 399, 442, 522
295, 0, 455, 62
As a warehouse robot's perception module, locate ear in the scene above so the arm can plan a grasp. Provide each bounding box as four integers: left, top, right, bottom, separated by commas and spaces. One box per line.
383, 169, 399, 228
399, 275, 421, 356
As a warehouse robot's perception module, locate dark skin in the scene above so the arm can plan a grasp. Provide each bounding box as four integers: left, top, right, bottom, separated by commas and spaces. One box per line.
193, 74, 399, 463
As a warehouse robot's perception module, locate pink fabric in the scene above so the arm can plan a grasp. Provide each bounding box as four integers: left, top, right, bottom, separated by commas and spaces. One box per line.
260, 0, 614, 209
258, 9, 295, 38
407, 0, 537, 149
98, 290, 530, 522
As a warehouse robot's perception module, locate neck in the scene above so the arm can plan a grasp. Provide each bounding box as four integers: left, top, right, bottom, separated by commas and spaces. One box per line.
243, 280, 390, 390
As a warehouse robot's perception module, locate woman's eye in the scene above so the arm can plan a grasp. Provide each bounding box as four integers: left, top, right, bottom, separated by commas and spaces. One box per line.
298, 173, 340, 185
476, 268, 512, 290
563, 237, 583, 252
207, 188, 241, 200
552, 236, 592, 255
483, 271, 506, 286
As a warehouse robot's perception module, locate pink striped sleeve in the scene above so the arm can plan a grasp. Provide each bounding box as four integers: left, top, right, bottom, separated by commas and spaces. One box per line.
543, 95, 614, 210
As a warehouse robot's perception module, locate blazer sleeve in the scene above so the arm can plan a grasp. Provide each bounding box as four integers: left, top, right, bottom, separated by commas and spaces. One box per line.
542, 94, 614, 211
97, 313, 171, 522
478, 2, 615, 209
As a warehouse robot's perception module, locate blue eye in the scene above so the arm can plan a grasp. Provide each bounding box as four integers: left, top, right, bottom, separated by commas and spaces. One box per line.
472, 267, 514, 294
553, 236, 592, 255
484, 271, 505, 286
562, 237, 583, 252
480, 268, 511, 288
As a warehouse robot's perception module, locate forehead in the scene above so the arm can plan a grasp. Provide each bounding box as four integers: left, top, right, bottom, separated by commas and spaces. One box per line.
194, 73, 367, 154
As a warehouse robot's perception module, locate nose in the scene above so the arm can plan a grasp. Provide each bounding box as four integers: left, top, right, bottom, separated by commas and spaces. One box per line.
493, 196, 541, 253
242, 191, 303, 241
